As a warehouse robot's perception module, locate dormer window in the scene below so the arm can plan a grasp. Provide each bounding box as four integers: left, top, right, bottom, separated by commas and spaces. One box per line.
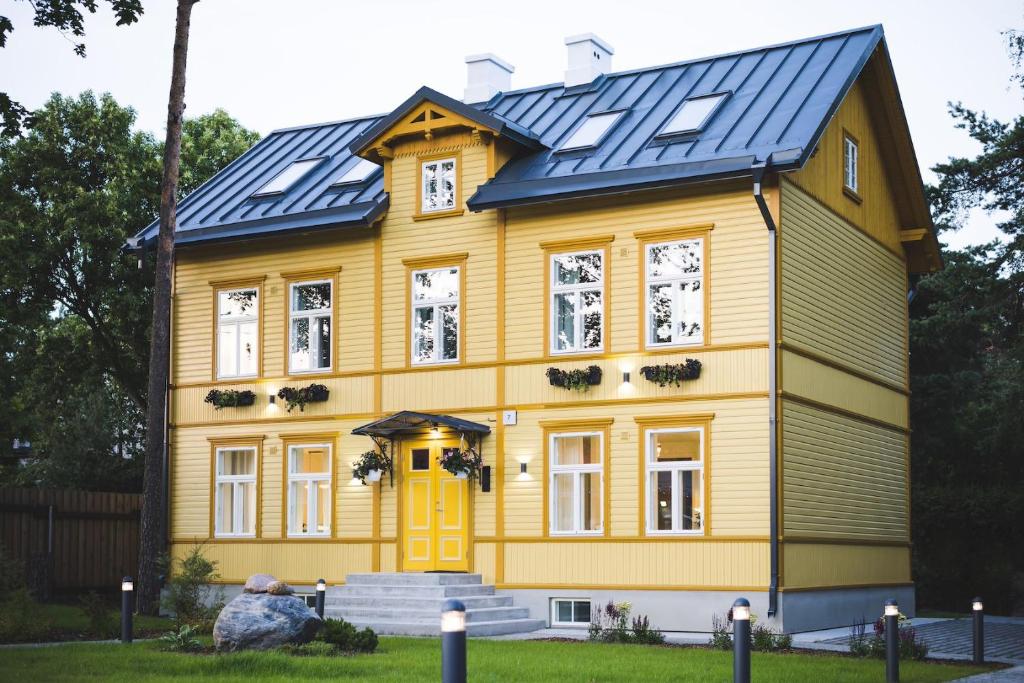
251, 158, 322, 197
333, 158, 380, 186
420, 157, 457, 213
657, 93, 728, 138
559, 111, 622, 151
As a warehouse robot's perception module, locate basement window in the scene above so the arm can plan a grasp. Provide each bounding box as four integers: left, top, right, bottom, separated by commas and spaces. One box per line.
332, 158, 380, 186
551, 599, 592, 627
252, 158, 322, 197
657, 93, 728, 138
559, 111, 623, 151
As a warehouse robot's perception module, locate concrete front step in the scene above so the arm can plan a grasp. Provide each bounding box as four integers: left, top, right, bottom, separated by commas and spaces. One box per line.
342, 617, 547, 637
327, 594, 513, 610
345, 572, 482, 586
332, 583, 495, 598
325, 605, 531, 623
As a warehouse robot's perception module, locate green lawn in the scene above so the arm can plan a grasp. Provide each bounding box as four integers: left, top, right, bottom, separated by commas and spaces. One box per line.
0, 599, 172, 643
0, 637, 995, 682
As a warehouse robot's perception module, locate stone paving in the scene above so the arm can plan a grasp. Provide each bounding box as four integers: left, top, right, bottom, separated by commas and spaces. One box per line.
819, 617, 1024, 663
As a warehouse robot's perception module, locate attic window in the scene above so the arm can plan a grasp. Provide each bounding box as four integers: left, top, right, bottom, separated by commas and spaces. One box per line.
252, 158, 322, 197
332, 158, 380, 186
559, 111, 623, 151
657, 93, 728, 138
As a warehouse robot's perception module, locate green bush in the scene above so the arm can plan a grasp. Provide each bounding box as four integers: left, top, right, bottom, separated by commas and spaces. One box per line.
0, 588, 52, 643
79, 591, 116, 638
158, 624, 202, 652
708, 613, 732, 650
280, 640, 339, 657
752, 623, 791, 652
159, 545, 224, 632
0, 544, 25, 599
317, 617, 378, 653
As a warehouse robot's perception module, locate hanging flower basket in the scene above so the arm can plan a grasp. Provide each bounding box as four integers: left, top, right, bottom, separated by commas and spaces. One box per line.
204, 389, 257, 410
546, 365, 602, 392
277, 384, 330, 413
438, 443, 483, 480
639, 360, 702, 387
352, 445, 391, 486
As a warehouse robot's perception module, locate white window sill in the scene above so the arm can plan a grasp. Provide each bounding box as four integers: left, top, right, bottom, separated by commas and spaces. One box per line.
411, 359, 460, 367
646, 340, 704, 350
286, 532, 332, 538
287, 367, 332, 375
644, 530, 705, 537
549, 531, 604, 537
214, 533, 256, 539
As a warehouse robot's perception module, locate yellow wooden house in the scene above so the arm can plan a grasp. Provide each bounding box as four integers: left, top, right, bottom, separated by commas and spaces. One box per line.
132, 25, 941, 633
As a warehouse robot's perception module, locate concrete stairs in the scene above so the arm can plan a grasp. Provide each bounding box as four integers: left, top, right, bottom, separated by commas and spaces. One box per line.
324, 573, 545, 636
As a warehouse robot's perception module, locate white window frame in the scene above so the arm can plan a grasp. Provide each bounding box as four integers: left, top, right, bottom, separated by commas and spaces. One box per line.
411, 266, 460, 365
252, 157, 322, 197
560, 111, 623, 151
657, 93, 729, 137
644, 239, 705, 348
216, 287, 259, 380
288, 279, 333, 374
550, 250, 604, 355
549, 431, 604, 536
420, 157, 457, 214
214, 447, 257, 538
644, 427, 705, 536
844, 134, 859, 193
286, 443, 332, 538
332, 158, 380, 186
550, 598, 593, 627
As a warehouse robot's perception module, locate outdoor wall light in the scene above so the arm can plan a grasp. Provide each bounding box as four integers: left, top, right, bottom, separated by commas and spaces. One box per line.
623, 371, 630, 383
269, 393, 276, 405
431, 422, 440, 437
520, 462, 528, 474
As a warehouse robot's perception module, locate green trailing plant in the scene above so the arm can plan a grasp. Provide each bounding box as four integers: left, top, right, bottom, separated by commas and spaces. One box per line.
587, 601, 664, 645
317, 617, 378, 653
159, 624, 203, 652
639, 360, 702, 387
438, 445, 484, 480
546, 365, 602, 392
352, 445, 391, 485
277, 384, 330, 412
79, 591, 116, 638
203, 389, 257, 410
159, 545, 224, 632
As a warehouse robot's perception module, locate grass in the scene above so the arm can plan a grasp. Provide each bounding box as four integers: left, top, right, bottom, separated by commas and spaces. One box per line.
0, 636, 997, 682
0, 599, 171, 643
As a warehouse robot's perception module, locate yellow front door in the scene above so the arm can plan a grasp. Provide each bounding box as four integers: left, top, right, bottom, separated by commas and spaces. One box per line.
402, 441, 470, 572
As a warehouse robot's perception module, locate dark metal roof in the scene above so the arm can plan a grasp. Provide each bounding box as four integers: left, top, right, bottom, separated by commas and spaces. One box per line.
133, 25, 890, 246
352, 411, 491, 438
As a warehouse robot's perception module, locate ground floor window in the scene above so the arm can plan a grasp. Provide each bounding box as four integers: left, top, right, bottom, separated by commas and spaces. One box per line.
551, 598, 592, 627
645, 427, 705, 534
287, 443, 332, 536
549, 432, 603, 535
214, 446, 257, 537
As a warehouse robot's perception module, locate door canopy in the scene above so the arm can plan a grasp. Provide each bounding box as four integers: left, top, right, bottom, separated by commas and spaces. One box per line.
352, 411, 491, 439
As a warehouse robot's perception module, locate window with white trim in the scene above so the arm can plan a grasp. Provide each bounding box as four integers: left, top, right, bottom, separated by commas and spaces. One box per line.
287, 444, 331, 536
550, 251, 603, 354
645, 239, 704, 347
844, 134, 859, 193
421, 157, 457, 213
645, 428, 704, 534
214, 447, 257, 537
551, 598, 592, 627
289, 280, 332, 373
217, 288, 259, 379
550, 432, 603, 535
411, 267, 459, 364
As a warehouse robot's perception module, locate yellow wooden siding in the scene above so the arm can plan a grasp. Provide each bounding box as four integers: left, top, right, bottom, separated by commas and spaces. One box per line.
787, 78, 904, 253
171, 541, 372, 584
381, 368, 496, 413
473, 542, 496, 585
782, 543, 911, 589
504, 185, 768, 359
781, 350, 907, 429
781, 179, 908, 387
379, 543, 397, 573
782, 400, 908, 541
500, 541, 768, 588
502, 399, 769, 539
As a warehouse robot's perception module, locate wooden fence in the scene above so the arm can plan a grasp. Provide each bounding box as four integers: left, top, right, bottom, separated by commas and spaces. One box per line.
0, 488, 142, 594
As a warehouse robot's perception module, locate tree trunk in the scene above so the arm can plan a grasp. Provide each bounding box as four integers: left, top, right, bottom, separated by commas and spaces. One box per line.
137, 0, 198, 616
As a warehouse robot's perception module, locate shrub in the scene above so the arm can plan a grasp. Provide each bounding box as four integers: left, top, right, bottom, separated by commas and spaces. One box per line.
630, 614, 666, 645
79, 591, 116, 638
708, 613, 732, 650
865, 614, 929, 660
160, 545, 224, 632
588, 601, 664, 645
280, 640, 339, 657
751, 622, 791, 652
317, 617, 378, 653
159, 624, 202, 652
0, 544, 25, 599
0, 588, 52, 643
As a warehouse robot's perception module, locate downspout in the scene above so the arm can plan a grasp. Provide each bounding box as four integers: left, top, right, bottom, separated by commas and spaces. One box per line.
752, 160, 779, 618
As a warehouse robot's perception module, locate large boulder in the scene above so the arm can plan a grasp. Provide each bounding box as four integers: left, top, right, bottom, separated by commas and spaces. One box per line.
243, 573, 277, 594
213, 592, 321, 651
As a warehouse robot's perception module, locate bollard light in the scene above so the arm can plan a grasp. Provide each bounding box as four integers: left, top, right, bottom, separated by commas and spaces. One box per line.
884, 599, 899, 683
441, 599, 467, 683
121, 576, 134, 644
972, 596, 984, 665
315, 578, 326, 619
732, 598, 751, 683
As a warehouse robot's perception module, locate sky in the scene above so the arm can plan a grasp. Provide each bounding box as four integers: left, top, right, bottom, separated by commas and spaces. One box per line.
4, 0, 1021, 249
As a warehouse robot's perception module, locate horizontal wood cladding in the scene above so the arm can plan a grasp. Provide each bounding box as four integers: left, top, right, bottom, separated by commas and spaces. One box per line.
501, 540, 768, 587
780, 179, 908, 388
781, 400, 908, 542
782, 542, 911, 589
170, 541, 373, 584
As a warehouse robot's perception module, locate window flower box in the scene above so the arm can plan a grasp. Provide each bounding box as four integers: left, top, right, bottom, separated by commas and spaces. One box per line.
546, 365, 602, 392
277, 383, 330, 413
639, 360, 702, 387
204, 389, 257, 410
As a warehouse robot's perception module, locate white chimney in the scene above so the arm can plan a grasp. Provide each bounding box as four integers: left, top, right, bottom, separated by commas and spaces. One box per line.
464, 53, 514, 103
564, 33, 614, 87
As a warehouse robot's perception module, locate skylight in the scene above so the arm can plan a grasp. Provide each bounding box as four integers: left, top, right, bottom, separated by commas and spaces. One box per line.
658, 93, 728, 137
560, 111, 623, 151
332, 158, 380, 186
251, 158, 322, 197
